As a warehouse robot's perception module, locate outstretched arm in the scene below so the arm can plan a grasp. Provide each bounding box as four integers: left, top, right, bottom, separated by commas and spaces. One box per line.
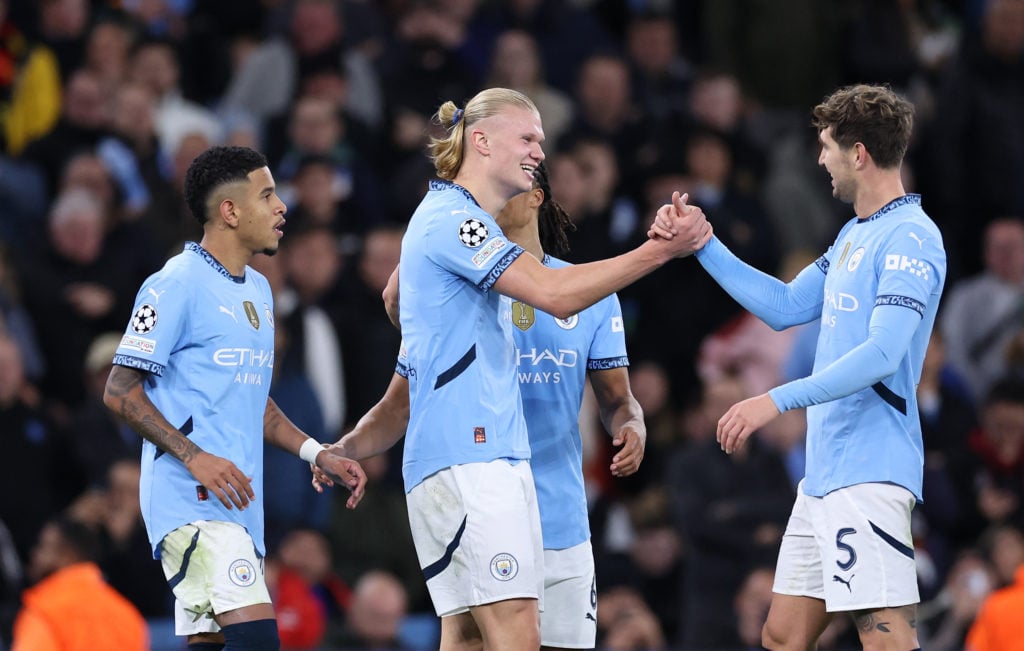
652, 192, 822, 330
264, 398, 367, 509
590, 367, 646, 478
103, 365, 255, 510
493, 198, 712, 319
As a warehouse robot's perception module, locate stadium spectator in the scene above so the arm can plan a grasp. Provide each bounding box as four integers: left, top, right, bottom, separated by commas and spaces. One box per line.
327, 570, 410, 650
11, 515, 148, 651
941, 217, 1024, 402
0, 0, 61, 156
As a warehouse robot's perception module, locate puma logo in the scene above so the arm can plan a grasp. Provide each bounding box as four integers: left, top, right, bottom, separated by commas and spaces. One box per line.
451, 206, 471, 216
219, 305, 238, 322
832, 574, 854, 592
148, 287, 166, 303
908, 231, 928, 249
585, 612, 596, 622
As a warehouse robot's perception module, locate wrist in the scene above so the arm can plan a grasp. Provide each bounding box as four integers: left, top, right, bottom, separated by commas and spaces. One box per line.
299, 438, 324, 465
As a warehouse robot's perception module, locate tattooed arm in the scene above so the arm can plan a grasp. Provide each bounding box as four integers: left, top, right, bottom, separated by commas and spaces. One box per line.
263, 398, 367, 508
103, 364, 255, 510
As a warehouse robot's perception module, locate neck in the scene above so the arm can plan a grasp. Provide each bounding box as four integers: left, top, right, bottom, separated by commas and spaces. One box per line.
199, 232, 250, 277
503, 219, 544, 260
854, 169, 907, 219
453, 170, 513, 217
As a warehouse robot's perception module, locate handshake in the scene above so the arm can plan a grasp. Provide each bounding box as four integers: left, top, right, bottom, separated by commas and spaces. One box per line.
646, 191, 713, 259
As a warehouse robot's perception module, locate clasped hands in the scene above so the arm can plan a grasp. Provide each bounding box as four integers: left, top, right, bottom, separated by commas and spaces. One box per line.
647, 191, 713, 257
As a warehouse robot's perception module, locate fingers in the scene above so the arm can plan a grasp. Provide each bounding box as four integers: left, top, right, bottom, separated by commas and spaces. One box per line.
211, 473, 254, 510
344, 461, 367, 509
609, 431, 645, 477
649, 204, 678, 240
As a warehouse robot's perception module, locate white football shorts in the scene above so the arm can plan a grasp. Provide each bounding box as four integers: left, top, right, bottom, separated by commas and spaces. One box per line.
773, 481, 919, 612
406, 459, 544, 617
159, 520, 271, 636
541, 541, 597, 649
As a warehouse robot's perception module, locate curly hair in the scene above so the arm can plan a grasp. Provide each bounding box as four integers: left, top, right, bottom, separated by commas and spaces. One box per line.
811, 84, 914, 170
533, 161, 576, 257
429, 88, 539, 180
183, 146, 269, 224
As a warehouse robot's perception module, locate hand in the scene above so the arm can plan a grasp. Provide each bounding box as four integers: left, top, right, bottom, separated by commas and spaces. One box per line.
610, 427, 646, 477
314, 448, 367, 509
310, 462, 334, 493
716, 393, 780, 454
647, 192, 712, 257
185, 451, 255, 510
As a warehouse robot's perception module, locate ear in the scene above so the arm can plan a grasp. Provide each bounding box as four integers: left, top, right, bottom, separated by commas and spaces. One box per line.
852, 142, 870, 169
526, 187, 544, 209
218, 198, 239, 228
470, 127, 490, 157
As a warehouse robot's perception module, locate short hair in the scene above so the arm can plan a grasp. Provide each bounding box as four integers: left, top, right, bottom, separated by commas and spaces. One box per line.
51, 516, 100, 564
183, 145, 268, 224
811, 84, 914, 170
429, 88, 539, 180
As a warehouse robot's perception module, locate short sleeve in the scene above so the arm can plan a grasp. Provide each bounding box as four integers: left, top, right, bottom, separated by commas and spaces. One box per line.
112, 277, 189, 376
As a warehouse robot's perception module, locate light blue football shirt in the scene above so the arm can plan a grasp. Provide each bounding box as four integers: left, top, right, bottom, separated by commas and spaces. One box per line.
112, 242, 276, 558
397, 180, 530, 493
696, 195, 946, 501
514, 256, 628, 550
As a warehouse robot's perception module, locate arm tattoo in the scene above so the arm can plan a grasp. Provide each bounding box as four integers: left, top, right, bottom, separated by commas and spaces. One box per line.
107, 366, 201, 464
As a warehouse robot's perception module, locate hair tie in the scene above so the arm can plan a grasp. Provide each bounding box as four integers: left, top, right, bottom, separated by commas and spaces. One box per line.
452, 108, 464, 126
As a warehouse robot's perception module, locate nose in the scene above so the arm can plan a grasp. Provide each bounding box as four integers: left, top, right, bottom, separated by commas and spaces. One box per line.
817, 149, 826, 166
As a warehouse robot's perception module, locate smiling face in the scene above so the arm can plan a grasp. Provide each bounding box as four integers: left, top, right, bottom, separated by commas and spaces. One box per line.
231, 167, 288, 256
479, 105, 545, 199
818, 127, 857, 203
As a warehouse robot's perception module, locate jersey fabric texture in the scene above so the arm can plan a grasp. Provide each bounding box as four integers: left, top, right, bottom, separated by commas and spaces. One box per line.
397, 180, 529, 493
112, 242, 276, 557
514, 255, 627, 550
696, 195, 946, 501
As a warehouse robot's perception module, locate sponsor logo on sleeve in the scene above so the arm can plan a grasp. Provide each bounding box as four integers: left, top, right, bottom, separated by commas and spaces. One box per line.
471, 237, 507, 268
884, 254, 931, 279
119, 334, 156, 354
611, 316, 624, 332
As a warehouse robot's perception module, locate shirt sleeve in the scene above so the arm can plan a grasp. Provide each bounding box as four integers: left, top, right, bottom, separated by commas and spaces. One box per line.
695, 236, 825, 330
112, 276, 189, 376
769, 302, 920, 411
423, 207, 524, 290
587, 294, 629, 370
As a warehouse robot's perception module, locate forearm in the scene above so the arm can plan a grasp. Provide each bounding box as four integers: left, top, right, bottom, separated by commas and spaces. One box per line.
335, 373, 409, 460
263, 398, 316, 454
770, 304, 920, 411
497, 240, 671, 319
696, 236, 823, 330
599, 394, 644, 439
103, 365, 202, 464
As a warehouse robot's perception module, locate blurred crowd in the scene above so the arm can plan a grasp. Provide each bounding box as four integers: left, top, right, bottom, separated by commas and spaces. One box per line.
2, 0, 1024, 649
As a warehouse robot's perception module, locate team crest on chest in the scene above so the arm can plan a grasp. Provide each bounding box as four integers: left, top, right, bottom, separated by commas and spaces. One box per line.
847, 247, 866, 272
243, 301, 260, 330
512, 302, 535, 331
263, 303, 275, 329
555, 314, 579, 330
